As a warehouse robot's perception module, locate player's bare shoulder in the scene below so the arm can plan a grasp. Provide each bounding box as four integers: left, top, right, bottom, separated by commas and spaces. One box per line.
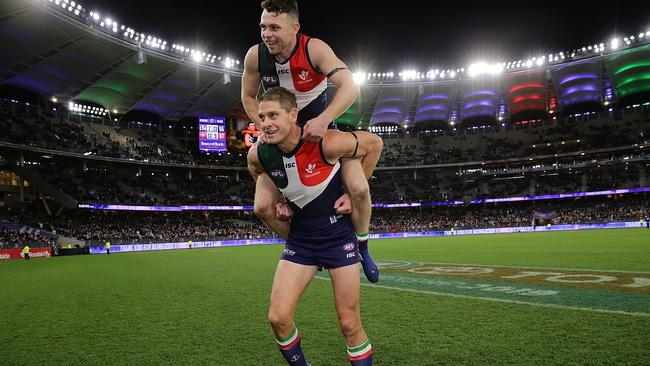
244, 45, 260, 71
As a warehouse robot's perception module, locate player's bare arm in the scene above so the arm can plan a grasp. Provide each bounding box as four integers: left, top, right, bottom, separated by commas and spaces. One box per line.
246, 144, 264, 181
242, 45, 262, 127
302, 39, 360, 141
322, 130, 383, 179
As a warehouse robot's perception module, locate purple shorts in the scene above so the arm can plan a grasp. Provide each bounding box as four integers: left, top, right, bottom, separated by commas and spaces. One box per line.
280, 232, 360, 268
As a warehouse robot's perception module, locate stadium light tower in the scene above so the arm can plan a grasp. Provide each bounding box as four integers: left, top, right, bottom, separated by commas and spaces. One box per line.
352, 72, 366, 84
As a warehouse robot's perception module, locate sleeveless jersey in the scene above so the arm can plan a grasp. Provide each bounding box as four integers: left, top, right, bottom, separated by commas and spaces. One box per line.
259, 33, 328, 124
258, 138, 355, 247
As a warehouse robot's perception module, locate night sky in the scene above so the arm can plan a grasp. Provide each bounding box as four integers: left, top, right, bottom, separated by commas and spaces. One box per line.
86, 0, 650, 72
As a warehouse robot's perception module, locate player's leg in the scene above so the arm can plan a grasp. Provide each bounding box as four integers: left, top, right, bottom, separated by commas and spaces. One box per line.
269, 260, 317, 366
254, 174, 289, 239
330, 263, 373, 365
341, 158, 379, 283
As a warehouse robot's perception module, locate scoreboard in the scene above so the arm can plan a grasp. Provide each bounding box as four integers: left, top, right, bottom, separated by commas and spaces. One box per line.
198, 117, 227, 152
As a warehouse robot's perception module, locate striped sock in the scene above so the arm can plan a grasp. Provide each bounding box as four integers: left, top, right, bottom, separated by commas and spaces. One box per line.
275, 325, 309, 365
347, 339, 373, 365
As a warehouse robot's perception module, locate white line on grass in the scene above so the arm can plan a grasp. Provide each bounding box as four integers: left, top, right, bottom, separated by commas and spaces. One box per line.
314, 277, 650, 317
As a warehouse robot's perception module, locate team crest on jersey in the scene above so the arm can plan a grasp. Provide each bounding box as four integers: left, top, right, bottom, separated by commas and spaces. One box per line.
343, 243, 355, 252
305, 163, 316, 174
270, 169, 286, 179
298, 70, 310, 81
262, 76, 279, 85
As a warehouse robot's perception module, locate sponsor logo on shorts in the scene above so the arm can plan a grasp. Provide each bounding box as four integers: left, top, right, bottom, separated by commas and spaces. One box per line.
346, 252, 356, 259
329, 214, 343, 224
282, 248, 296, 256
343, 243, 355, 252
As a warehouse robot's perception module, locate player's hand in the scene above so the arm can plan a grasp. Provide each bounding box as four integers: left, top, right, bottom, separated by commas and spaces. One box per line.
257, 131, 269, 144
275, 200, 294, 222
334, 193, 352, 215
302, 116, 329, 143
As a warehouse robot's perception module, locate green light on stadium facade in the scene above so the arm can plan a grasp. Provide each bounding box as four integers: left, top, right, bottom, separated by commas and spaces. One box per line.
606, 45, 650, 99
612, 60, 650, 76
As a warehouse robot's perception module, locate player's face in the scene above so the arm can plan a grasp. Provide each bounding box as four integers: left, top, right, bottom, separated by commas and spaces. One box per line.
260, 10, 299, 56
258, 100, 297, 144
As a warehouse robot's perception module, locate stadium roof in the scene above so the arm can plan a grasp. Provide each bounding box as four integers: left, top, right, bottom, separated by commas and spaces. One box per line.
0, 0, 241, 121
1, 0, 650, 128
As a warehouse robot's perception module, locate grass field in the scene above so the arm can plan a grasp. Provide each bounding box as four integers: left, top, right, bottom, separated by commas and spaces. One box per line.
1, 228, 649, 365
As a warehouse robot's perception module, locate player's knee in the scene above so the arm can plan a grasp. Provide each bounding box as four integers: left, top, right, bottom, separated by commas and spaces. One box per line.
268, 309, 292, 332
337, 310, 361, 338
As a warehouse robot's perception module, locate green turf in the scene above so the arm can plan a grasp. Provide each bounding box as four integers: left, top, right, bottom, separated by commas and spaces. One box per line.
1, 229, 649, 365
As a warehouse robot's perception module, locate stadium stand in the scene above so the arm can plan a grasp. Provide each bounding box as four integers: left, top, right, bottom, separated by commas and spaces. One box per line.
0, 0, 649, 250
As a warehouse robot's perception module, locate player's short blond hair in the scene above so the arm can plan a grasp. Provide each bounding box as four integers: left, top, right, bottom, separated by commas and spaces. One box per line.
259, 87, 298, 113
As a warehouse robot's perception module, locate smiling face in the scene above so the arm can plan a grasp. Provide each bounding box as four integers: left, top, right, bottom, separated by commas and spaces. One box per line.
259, 9, 300, 57
258, 99, 298, 145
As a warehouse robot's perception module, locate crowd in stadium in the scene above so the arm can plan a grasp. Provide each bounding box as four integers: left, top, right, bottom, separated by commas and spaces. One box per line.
0, 210, 275, 246
33, 163, 253, 206
0, 227, 53, 248
371, 195, 649, 232
0, 214, 54, 248
378, 112, 648, 166
24, 159, 642, 206
1, 195, 647, 247
2, 102, 648, 169
0, 104, 247, 166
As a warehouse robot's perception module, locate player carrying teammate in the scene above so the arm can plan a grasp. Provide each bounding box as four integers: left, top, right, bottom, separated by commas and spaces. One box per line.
248, 87, 382, 365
